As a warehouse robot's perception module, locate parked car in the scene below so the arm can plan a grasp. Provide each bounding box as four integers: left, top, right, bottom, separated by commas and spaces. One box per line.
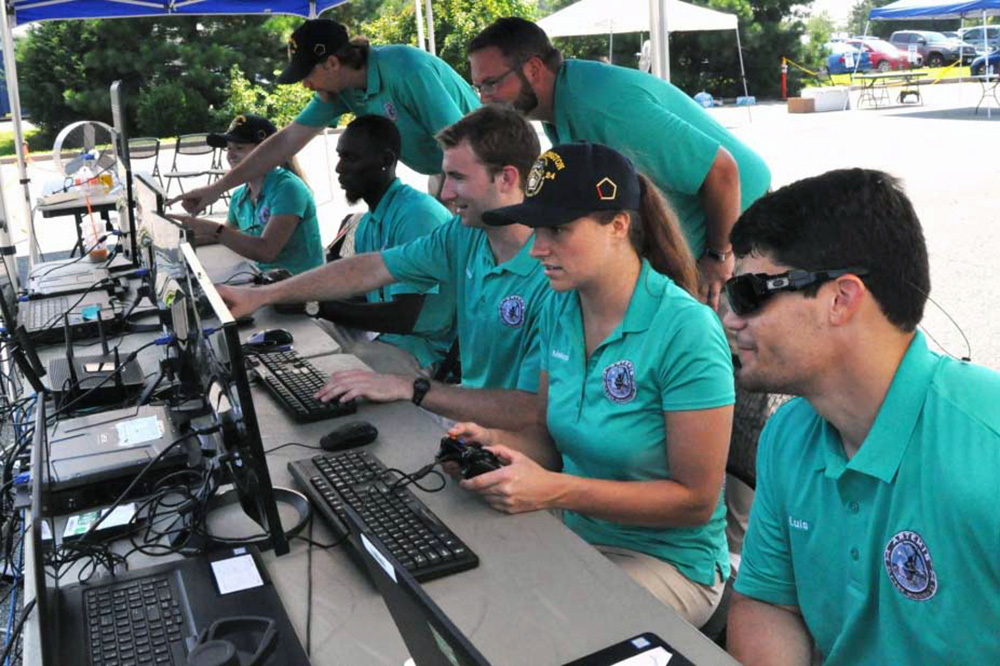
970, 50, 1000, 76
826, 43, 873, 74
846, 38, 908, 71
960, 26, 1000, 52
889, 30, 977, 67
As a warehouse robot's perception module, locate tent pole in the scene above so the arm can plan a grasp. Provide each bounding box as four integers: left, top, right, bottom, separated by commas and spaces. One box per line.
0, 2, 35, 266
425, 0, 435, 55
414, 0, 426, 51
649, 0, 670, 81
309, 0, 317, 19
735, 27, 751, 123
844, 19, 870, 112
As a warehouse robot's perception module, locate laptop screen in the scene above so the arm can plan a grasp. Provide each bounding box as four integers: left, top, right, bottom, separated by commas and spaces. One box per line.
339, 504, 492, 666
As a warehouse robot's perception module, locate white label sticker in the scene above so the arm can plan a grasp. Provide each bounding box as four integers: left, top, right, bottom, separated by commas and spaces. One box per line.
612, 646, 673, 666
361, 533, 397, 583
115, 416, 164, 447
210, 553, 264, 595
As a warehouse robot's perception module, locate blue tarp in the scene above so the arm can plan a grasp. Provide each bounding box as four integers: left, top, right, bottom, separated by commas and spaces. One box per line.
10, 1, 348, 26
870, 0, 1000, 20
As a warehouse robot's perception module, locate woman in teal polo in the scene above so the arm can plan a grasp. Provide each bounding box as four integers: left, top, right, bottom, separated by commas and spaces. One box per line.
452, 143, 735, 627
171, 113, 324, 276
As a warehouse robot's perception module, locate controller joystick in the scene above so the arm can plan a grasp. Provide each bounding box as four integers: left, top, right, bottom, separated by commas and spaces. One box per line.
436, 436, 502, 479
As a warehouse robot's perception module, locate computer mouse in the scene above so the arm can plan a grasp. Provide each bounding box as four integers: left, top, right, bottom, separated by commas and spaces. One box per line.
320, 421, 379, 452
246, 328, 293, 349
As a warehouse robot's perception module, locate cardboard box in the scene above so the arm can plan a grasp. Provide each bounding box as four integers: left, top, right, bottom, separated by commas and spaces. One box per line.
787, 97, 815, 113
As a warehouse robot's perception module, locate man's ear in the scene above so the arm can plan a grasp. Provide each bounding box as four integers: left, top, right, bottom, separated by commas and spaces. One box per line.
497, 164, 522, 193
828, 275, 867, 326
380, 149, 397, 171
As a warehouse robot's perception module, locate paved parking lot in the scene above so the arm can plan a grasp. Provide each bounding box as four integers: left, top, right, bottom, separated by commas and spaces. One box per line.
3, 78, 998, 368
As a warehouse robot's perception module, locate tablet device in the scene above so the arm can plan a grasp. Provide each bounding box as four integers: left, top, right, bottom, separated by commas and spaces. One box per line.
562, 632, 695, 666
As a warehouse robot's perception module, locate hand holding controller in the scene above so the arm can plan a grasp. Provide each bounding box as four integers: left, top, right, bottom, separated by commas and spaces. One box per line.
436, 436, 502, 479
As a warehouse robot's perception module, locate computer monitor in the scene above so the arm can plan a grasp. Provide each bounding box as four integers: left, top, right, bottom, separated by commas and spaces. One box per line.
176, 242, 288, 555
110, 80, 140, 267
339, 504, 492, 666
28, 398, 56, 665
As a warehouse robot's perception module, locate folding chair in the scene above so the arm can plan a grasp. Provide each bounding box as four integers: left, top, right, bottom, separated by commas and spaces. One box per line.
127, 137, 162, 188
163, 134, 216, 196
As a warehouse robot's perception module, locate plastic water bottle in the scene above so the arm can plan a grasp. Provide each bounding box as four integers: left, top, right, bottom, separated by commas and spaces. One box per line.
693, 91, 714, 108
736, 96, 757, 106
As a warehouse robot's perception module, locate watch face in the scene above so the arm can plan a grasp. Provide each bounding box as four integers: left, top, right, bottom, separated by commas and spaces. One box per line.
305, 301, 319, 316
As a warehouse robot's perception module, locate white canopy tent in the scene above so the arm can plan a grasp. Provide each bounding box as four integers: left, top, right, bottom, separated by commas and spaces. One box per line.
537, 0, 746, 92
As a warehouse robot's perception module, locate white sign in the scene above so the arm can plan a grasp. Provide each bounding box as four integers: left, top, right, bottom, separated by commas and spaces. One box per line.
844, 51, 855, 69
908, 44, 919, 63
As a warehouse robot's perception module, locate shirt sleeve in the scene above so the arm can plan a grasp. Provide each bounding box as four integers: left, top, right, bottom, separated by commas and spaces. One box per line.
294, 93, 348, 128
393, 60, 475, 137
381, 217, 459, 293
657, 302, 735, 411
733, 415, 800, 607
595, 93, 720, 196
266, 175, 311, 218
226, 198, 238, 226
383, 199, 450, 297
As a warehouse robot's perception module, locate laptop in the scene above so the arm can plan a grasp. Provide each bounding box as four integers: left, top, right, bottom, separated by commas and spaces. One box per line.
16, 286, 126, 344
27, 260, 114, 297
28, 398, 311, 666
340, 504, 493, 666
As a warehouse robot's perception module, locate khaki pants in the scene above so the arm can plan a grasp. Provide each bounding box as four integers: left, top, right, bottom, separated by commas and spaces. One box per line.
315, 319, 432, 378
596, 545, 725, 629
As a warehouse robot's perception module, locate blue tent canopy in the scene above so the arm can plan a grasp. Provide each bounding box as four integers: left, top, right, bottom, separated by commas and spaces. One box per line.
9, 1, 348, 26
870, 0, 1000, 20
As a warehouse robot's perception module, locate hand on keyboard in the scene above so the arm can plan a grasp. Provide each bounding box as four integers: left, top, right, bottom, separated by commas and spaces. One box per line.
314, 369, 413, 405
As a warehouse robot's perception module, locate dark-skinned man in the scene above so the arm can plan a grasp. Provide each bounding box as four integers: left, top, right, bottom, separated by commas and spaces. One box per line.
315, 114, 456, 377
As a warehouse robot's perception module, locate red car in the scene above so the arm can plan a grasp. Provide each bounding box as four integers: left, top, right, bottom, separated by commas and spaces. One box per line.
847, 38, 909, 71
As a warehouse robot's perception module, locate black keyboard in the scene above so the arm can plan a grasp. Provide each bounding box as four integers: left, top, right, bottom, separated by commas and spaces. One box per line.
289, 449, 479, 582
250, 349, 357, 422
84, 574, 188, 666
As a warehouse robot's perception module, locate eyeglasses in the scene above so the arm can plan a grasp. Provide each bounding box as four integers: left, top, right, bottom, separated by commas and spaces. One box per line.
724, 267, 869, 316
473, 65, 521, 95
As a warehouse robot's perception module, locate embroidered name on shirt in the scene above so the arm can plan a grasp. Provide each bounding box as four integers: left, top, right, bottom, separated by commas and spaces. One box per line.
551, 350, 570, 361
788, 516, 810, 531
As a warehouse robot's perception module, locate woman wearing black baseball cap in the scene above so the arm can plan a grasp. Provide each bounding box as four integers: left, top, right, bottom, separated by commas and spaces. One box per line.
448, 142, 735, 627
169, 113, 324, 276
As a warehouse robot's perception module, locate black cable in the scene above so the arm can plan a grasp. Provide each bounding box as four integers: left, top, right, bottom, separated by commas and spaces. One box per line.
30, 233, 113, 279
222, 271, 259, 285
32, 274, 125, 334
0, 598, 34, 666
263, 442, 321, 455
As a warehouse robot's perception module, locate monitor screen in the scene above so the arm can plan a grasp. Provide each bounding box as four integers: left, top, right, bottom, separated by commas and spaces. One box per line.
177, 243, 288, 555
110, 80, 140, 266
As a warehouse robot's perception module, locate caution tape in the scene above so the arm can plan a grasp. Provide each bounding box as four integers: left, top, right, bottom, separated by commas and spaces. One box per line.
782, 56, 822, 78
928, 59, 960, 84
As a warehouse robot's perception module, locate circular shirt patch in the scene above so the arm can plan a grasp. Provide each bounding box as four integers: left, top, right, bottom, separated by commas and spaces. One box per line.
603, 360, 637, 404
383, 101, 398, 121
884, 530, 937, 601
257, 205, 271, 226
498, 295, 525, 328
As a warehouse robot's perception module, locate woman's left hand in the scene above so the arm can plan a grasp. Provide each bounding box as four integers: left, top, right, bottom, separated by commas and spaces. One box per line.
459, 445, 563, 515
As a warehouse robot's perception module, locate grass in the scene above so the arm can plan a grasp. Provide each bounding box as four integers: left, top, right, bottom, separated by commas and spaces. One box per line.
0, 129, 42, 158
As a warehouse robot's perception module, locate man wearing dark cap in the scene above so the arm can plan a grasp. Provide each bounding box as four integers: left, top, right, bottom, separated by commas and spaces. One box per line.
172, 18, 479, 215
169, 113, 323, 276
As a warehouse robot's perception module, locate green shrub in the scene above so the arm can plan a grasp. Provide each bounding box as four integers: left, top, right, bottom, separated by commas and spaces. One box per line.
136, 83, 210, 137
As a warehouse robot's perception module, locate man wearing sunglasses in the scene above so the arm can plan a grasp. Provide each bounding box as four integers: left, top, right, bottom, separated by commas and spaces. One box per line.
467, 17, 771, 310
723, 169, 999, 665
172, 18, 479, 213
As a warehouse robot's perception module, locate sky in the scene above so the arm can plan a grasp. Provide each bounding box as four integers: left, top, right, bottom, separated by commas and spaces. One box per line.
804, 0, 857, 26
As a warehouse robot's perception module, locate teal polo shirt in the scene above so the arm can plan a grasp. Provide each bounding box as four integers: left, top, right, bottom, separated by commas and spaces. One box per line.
540, 261, 734, 586
543, 61, 771, 257
381, 219, 550, 391
353, 178, 456, 368
735, 332, 1000, 665
295, 45, 480, 175
226, 167, 323, 276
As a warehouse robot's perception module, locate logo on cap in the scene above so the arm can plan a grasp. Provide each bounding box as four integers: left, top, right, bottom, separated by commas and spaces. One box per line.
228, 115, 246, 132
525, 150, 566, 198
287, 37, 298, 59
596, 177, 618, 201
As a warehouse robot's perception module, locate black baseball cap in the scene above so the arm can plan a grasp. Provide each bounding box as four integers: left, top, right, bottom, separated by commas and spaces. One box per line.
277, 19, 350, 84
482, 143, 642, 229
207, 114, 278, 148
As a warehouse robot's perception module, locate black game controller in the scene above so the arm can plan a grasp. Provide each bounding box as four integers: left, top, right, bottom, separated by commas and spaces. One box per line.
436, 436, 502, 479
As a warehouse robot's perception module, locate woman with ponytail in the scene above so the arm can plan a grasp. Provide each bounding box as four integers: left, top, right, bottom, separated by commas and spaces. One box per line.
450, 143, 734, 627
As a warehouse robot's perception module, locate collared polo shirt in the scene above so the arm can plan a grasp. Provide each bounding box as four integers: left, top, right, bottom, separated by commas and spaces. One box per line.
381, 219, 550, 391
735, 332, 1000, 665
542, 60, 771, 257
353, 178, 456, 368
226, 167, 323, 276
295, 45, 480, 175
540, 260, 734, 586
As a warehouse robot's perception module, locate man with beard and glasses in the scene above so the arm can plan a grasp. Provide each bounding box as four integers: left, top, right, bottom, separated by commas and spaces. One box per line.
216, 106, 552, 430
171, 18, 479, 214
314, 115, 457, 377
468, 17, 771, 310
723, 169, 1000, 666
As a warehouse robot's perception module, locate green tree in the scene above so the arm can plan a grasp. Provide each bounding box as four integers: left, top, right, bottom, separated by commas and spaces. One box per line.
17, 16, 291, 144
213, 65, 314, 130
360, 0, 537, 78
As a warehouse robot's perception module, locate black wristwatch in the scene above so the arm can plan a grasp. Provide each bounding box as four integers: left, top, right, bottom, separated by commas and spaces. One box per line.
412, 378, 431, 406
703, 247, 732, 262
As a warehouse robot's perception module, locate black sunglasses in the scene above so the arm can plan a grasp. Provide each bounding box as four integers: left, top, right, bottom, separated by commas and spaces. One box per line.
724, 267, 870, 316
